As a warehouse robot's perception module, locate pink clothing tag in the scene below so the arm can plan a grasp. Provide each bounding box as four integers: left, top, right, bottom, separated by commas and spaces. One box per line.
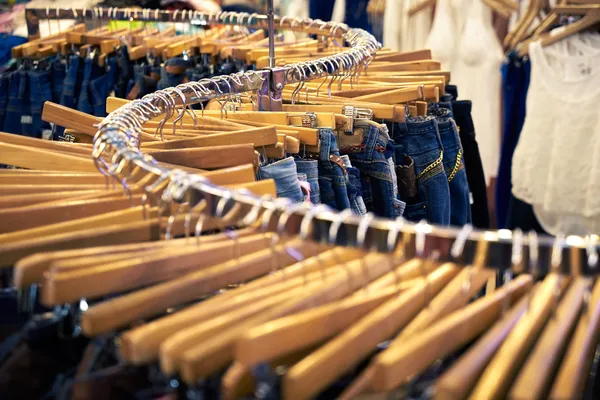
299, 181, 311, 203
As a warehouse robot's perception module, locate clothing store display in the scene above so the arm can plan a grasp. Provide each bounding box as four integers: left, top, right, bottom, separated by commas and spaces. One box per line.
1, 4, 600, 400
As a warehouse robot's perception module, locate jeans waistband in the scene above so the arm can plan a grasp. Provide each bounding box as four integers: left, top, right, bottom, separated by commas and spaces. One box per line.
428, 106, 454, 132
294, 159, 318, 180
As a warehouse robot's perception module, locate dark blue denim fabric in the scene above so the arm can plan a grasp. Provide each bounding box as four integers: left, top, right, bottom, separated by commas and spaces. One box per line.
431, 107, 471, 226
78, 58, 94, 114
27, 67, 53, 139
51, 60, 66, 103
318, 128, 351, 211
90, 73, 109, 117
3, 70, 29, 135
346, 122, 405, 218
77, 58, 104, 115
157, 57, 191, 90
294, 159, 321, 204
392, 117, 451, 225
445, 85, 458, 99
0, 34, 26, 66
453, 100, 490, 229
258, 156, 305, 203
105, 56, 119, 97
497, 53, 531, 228
341, 155, 367, 216
129, 64, 158, 99
0, 74, 10, 129
60, 55, 80, 109
114, 46, 133, 98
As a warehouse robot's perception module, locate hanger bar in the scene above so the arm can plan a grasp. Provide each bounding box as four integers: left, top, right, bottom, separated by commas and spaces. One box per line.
25, 8, 350, 40
90, 13, 599, 277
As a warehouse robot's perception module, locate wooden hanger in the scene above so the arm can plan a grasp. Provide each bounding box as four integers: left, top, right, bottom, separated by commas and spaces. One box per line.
434, 292, 531, 400
469, 273, 570, 398
80, 240, 331, 336
13, 225, 257, 288
118, 247, 363, 365
509, 277, 588, 399
175, 252, 402, 384
507, 0, 544, 50
40, 232, 278, 305
535, 5, 600, 50
550, 278, 600, 399
334, 240, 497, 398
281, 264, 458, 400
354, 275, 531, 395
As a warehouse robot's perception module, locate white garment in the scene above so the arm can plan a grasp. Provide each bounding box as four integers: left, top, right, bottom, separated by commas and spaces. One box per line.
383, 0, 431, 52
452, 0, 503, 183
331, 0, 346, 23
425, 0, 456, 69
511, 37, 600, 235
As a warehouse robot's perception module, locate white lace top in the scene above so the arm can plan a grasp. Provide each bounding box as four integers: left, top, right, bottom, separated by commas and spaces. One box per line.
511, 36, 600, 235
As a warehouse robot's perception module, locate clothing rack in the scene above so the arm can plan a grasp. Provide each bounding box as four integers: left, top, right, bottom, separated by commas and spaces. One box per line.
23, 8, 599, 276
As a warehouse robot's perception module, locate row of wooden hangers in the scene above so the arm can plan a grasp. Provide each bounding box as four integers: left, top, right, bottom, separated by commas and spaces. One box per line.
4, 139, 599, 400
3, 18, 597, 398
509, 0, 600, 56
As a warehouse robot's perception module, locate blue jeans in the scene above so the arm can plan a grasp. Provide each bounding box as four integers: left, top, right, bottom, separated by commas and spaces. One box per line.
431, 107, 471, 226
318, 128, 351, 211
3, 70, 28, 135
341, 155, 367, 216
51, 60, 66, 103
105, 56, 119, 97
27, 67, 53, 139
157, 57, 191, 90
61, 55, 80, 110
114, 46, 133, 98
258, 156, 304, 203
345, 122, 405, 218
392, 117, 451, 225
0, 74, 10, 129
294, 159, 320, 204
77, 58, 104, 115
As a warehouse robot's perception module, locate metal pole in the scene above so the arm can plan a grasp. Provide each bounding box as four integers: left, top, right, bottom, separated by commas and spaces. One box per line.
266, 0, 276, 68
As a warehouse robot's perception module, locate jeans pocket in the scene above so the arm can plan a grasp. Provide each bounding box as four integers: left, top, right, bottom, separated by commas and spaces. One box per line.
393, 198, 406, 218
404, 201, 427, 222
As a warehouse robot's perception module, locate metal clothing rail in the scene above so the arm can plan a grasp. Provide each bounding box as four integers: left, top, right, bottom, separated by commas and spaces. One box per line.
24, 7, 349, 39
74, 11, 599, 276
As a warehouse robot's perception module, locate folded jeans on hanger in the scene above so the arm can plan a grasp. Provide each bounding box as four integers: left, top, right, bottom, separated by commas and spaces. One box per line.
391, 116, 451, 225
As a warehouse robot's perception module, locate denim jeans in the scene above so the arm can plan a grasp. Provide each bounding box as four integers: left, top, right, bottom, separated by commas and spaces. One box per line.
257, 157, 304, 203
345, 122, 405, 218
61, 55, 80, 110
77, 58, 106, 114
51, 60, 66, 104
392, 117, 451, 225
114, 46, 133, 98
0, 74, 10, 129
4, 70, 28, 135
27, 67, 53, 139
341, 155, 367, 216
128, 65, 158, 100
105, 56, 119, 97
294, 159, 320, 204
430, 107, 471, 226
157, 57, 191, 90
317, 128, 351, 211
